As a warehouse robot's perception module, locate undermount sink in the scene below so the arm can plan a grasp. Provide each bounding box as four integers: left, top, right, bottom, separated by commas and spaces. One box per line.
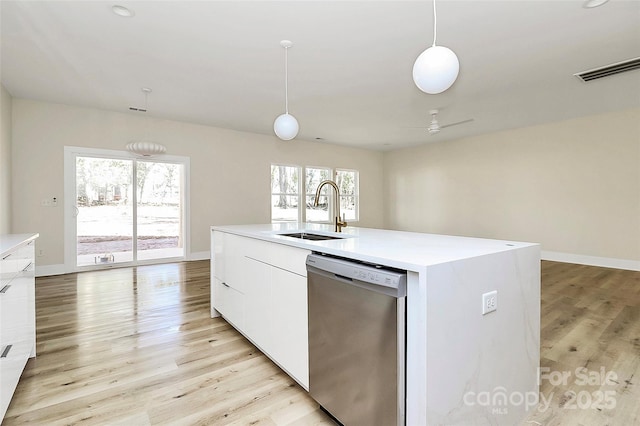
279, 232, 345, 241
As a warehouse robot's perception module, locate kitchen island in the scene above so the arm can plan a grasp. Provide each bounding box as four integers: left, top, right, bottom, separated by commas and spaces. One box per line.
210, 223, 540, 425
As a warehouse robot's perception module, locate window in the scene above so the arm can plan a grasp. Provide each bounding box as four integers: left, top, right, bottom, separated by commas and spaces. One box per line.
336, 169, 359, 221
305, 167, 331, 223
271, 164, 359, 223
271, 164, 300, 222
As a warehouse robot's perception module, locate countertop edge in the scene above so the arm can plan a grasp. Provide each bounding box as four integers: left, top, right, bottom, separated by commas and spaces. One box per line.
0, 233, 40, 257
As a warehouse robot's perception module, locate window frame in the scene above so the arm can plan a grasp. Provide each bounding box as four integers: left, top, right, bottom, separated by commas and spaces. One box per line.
63, 146, 190, 273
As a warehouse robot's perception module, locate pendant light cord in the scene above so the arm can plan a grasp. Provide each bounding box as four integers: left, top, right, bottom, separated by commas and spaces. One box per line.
432, 0, 437, 47
284, 46, 289, 114
144, 89, 149, 140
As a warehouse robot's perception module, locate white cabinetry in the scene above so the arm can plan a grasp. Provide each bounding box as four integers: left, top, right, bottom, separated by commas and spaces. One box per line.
211, 232, 245, 329
0, 237, 37, 421
210, 230, 310, 389
269, 267, 308, 385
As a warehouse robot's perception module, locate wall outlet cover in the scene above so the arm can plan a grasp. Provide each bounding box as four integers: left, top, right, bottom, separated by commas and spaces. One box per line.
482, 290, 498, 315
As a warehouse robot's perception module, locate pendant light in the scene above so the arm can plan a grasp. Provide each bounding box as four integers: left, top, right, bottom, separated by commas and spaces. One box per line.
126, 88, 167, 156
412, 0, 459, 94
273, 40, 299, 140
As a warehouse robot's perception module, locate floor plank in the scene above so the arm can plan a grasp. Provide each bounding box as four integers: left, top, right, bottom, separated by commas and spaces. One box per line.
3, 260, 639, 425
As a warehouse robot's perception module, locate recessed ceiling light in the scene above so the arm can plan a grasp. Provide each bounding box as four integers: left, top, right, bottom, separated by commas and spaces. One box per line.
112, 5, 134, 17
583, 0, 610, 8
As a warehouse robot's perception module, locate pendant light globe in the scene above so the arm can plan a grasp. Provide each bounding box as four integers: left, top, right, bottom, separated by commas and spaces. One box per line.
274, 40, 299, 140
412, 0, 460, 94
412, 45, 459, 94
274, 113, 299, 141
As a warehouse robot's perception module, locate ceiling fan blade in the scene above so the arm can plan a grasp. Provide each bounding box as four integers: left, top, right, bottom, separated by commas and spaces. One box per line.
439, 118, 474, 129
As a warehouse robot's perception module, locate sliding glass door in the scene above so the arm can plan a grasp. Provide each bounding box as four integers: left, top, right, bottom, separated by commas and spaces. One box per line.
75, 156, 134, 266
65, 147, 189, 270
136, 160, 184, 261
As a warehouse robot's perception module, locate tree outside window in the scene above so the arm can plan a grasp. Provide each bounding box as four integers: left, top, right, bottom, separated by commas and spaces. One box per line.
336, 169, 358, 221
305, 167, 331, 223
271, 165, 300, 222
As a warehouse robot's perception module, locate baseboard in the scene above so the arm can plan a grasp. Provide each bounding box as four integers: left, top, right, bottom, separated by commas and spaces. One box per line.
189, 251, 210, 261
541, 251, 640, 271
36, 264, 66, 277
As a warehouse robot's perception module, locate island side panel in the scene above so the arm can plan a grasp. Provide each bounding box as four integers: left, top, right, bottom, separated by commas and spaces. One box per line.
210, 228, 221, 318
424, 245, 540, 425
406, 269, 428, 425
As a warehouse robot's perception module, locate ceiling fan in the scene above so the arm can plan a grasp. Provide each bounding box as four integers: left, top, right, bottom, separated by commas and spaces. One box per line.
423, 109, 474, 135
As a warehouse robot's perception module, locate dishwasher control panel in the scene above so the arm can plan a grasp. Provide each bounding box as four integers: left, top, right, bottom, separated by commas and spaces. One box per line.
306, 253, 406, 291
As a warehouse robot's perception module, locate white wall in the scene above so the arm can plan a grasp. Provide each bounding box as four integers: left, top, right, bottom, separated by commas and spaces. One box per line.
11, 99, 384, 268
384, 108, 640, 269
10, 99, 640, 271
0, 84, 11, 234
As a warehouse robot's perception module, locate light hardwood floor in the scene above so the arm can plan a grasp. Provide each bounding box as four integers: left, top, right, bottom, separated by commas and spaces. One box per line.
527, 262, 640, 425
4, 262, 333, 425
3, 260, 639, 425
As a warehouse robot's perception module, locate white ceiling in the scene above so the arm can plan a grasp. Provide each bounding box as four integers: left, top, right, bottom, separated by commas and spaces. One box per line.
2, 1, 639, 150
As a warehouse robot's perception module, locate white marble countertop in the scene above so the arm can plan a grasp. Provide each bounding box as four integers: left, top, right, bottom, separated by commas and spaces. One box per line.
0, 233, 39, 257
211, 223, 538, 272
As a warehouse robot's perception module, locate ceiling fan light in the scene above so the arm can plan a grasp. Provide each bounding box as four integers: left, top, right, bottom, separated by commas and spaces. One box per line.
273, 113, 299, 141
413, 45, 460, 94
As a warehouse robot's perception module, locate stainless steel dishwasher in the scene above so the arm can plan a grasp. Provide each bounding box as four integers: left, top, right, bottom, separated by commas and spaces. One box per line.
306, 253, 407, 426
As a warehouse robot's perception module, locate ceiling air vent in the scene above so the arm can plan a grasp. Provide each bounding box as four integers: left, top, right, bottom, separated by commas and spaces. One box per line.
574, 57, 640, 82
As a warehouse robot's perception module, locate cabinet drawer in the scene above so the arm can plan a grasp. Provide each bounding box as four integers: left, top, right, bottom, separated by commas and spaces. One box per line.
0, 276, 31, 348
268, 244, 310, 277
0, 341, 29, 419
0, 253, 19, 289
213, 277, 244, 330
242, 237, 272, 264
217, 233, 246, 293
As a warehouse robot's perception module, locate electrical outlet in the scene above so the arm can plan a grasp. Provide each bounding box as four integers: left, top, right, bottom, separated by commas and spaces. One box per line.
482, 290, 497, 315
37, 249, 44, 257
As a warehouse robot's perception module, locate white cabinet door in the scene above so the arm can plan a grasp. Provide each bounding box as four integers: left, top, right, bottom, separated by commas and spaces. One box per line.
212, 232, 248, 290
211, 230, 225, 281
223, 233, 247, 293
211, 232, 246, 320
243, 257, 272, 353
270, 268, 309, 389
